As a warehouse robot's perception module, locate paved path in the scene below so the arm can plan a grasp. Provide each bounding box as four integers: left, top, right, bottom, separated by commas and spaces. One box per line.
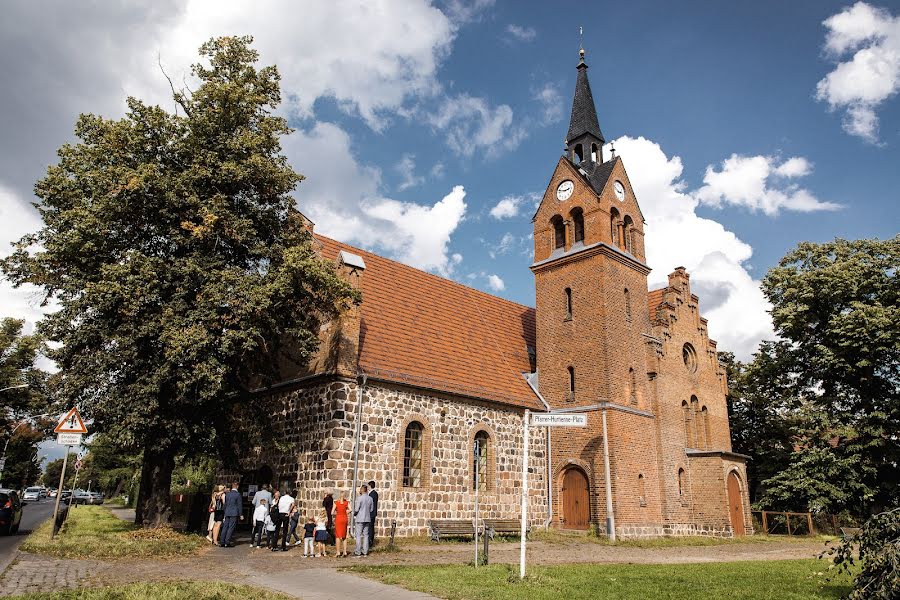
0, 498, 54, 579
0, 553, 100, 597
242, 567, 437, 600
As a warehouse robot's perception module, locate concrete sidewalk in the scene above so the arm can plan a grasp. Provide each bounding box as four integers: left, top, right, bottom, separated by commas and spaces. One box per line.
242, 566, 438, 600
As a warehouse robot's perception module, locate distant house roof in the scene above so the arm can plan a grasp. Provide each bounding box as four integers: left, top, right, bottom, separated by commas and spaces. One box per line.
316, 235, 542, 410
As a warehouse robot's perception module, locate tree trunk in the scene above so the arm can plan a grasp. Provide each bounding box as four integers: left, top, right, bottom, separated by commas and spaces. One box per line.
134, 440, 175, 527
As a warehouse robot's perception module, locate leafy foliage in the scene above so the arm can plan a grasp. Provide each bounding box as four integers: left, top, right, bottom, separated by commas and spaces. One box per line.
1, 36, 359, 523
822, 508, 900, 599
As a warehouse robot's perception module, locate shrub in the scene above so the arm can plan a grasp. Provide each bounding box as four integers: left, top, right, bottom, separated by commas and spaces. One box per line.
822, 507, 899, 599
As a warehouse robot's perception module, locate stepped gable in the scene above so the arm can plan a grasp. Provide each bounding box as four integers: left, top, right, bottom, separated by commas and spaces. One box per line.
315, 234, 541, 410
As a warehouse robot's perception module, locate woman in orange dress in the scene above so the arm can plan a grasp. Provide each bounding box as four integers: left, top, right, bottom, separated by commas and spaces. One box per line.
332, 489, 351, 557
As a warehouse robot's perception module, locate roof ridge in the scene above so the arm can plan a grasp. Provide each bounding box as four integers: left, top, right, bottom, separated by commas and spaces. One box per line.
314, 233, 536, 312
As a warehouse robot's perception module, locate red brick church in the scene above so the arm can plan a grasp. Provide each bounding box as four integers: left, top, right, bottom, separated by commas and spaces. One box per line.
241, 49, 753, 538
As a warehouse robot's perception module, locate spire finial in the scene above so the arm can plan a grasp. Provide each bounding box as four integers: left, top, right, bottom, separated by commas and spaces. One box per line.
579, 26, 585, 62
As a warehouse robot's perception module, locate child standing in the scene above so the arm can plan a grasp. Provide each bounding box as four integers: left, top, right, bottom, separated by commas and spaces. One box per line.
264, 508, 277, 549
251, 498, 268, 548
314, 510, 328, 557
302, 516, 316, 557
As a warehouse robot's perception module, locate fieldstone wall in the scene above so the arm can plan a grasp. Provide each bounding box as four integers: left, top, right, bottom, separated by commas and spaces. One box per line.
242, 377, 548, 537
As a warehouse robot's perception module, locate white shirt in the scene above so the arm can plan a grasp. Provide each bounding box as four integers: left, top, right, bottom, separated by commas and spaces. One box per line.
278, 494, 294, 514
252, 504, 268, 523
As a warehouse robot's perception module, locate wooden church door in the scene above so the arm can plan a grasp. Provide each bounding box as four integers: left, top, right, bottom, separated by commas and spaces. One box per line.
727, 471, 746, 536
561, 467, 590, 529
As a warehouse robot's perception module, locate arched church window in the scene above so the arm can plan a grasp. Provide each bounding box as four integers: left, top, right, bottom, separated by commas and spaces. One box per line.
624, 288, 631, 321
402, 421, 424, 488
567, 366, 575, 401
551, 215, 565, 250
565, 287, 573, 320
638, 473, 646, 506
682, 400, 693, 448
629, 367, 637, 405
609, 208, 620, 247
701, 406, 711, 450
571, 208, 585, 244
623, 215, 634, 253
678, 468, 686, 497
473, 430, 490, 490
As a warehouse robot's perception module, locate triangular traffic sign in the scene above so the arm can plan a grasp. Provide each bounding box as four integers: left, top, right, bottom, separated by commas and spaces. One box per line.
54, 406, 88, 434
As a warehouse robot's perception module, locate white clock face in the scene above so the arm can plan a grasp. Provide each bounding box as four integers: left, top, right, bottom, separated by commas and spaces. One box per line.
614, 181, 625, 201
556, 180, 574, 201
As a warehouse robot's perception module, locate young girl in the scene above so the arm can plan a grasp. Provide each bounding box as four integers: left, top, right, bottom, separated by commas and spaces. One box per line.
302, 516, 316, 557
314, 509, 328, 557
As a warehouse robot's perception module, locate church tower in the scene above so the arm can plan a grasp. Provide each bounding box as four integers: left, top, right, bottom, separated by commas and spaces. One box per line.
531, 48, 662, 532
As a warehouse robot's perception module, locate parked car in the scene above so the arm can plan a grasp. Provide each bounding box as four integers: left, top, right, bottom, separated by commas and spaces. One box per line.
88, 491, 104, 505
39, 487, 49, 498
0, 488, 23, 535
48, 489, 57, 498
23, 487, 42, 501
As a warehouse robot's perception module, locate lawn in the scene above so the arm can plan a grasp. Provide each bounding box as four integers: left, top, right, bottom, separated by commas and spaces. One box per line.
5, 581, 292, 599
19, 505, 206, 559
526, 529, 833, 548
351, 559, 853, 600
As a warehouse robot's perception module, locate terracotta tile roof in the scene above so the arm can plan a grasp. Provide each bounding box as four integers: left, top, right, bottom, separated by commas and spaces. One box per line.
315, 235, 542, 410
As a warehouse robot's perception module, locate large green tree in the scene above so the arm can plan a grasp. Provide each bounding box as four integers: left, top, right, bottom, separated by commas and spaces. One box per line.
732, 237, 899, 515
2, 36, 358, 524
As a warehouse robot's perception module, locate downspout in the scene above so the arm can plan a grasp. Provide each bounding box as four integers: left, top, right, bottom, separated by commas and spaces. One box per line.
523, 372, 554, 529
350, 372, 367, 529
601, 403, 616, 542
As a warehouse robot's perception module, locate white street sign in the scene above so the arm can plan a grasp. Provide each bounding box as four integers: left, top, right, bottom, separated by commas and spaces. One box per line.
530, 413, 587, 427
57, 432, 82, 446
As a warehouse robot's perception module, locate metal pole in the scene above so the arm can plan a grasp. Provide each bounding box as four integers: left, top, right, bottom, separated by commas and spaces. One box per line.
601, 406, 615, 542
520, 409, 530, 580
350, 374, 367, 532
474, 438, 479, 568
50, 448, 69, 539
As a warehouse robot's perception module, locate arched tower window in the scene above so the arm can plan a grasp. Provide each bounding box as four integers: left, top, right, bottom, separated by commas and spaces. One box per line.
565, 287, 573, 319
591, 143, 599, 162
624, 288, 631, 321
623, 215, 634, 253
574, 143, 584, 163
567, 366, 575, 401
629, 367, 637, 405
473, 430, 490, 490
571, 208, 585, 243
551, 215, 566, 250
402, 421, 424, 487
609, 208, 620, 247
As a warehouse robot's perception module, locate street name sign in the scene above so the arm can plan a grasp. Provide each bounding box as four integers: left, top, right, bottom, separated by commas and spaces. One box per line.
54, 407, 88, 434
57, 433, 82, 446
530, 413, 587, 427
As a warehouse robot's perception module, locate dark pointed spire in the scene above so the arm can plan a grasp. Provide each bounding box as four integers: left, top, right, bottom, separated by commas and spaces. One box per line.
566, 48, 605, 148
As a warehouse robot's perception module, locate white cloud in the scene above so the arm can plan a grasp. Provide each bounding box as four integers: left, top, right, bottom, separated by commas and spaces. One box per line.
487, 232, 518, 259
533, 83, 564, 125
486, 274, 505, 291
505, 24, 537, 43
444, 0, 495, 25
816, 2, 900, 143
394, 154, 425, 191
430, 162, 446, 179
611, 136, 774, 359
428, 94, 526, 157
489, 195, 523, 219
285, 122, 466, 276
694, 154, 842, 216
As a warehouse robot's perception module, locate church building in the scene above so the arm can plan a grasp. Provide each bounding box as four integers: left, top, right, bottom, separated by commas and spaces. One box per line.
240, 49, 753, 538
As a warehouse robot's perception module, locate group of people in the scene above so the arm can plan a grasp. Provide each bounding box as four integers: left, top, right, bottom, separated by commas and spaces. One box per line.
206, 480, 380, 557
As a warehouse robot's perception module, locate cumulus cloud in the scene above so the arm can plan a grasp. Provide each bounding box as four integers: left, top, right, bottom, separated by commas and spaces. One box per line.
489, 195, 526, 219
611, 136, 774, 359
285, 122, 466, 276
505, 24, 537, 43
816, 2, 900, 143
533, 83, 564, 125
394, 154, 425, 191
486, 274, 505, 291
444, 0, 495, 25
428, 94, 526, 158
694, 154, 842, 216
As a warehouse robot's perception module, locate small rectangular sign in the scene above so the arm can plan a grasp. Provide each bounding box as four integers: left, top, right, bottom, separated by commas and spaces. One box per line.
530, 413, 588, 427
57, 432, 82, 446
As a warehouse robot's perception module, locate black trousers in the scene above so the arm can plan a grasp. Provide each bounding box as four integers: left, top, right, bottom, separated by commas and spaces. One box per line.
369, 513, 376, 544
279, 513, 291, 549
252, 520, 265, 546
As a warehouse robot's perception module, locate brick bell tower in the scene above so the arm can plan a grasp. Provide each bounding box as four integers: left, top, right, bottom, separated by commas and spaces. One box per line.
531, 48, 662, 532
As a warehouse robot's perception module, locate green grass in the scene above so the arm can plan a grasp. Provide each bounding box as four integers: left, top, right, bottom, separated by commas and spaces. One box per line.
514, 529, 835, 548
5, 581, 293, 599
351, 559, 853, 600
19, 505, 206, 559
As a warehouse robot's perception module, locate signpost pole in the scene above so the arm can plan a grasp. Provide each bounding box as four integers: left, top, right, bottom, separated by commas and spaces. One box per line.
474, 438, 479, 568
519, 409, 530, 580
50, 448, 69, 539
601, 406, 616, 542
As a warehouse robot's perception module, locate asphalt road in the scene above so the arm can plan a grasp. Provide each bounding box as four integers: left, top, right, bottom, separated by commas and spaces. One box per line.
0, 497, 55, 575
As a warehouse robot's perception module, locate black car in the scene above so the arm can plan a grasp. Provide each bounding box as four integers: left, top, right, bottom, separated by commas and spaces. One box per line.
0, 488, 23, 535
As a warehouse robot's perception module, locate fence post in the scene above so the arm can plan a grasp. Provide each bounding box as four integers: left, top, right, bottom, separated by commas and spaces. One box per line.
482, 528, 489, 565
786, 513, 791, 536
762, 511, 768, 535
807, 513, 814, 536
389, 520, 397, 550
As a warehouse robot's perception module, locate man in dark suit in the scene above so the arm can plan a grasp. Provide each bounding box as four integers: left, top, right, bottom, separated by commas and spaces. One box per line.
220, 482, 243, 547
367, 480, 378, 546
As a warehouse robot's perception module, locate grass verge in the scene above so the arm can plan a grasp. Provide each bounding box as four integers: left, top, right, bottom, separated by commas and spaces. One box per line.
5, 581, 293, 599
19, 505, 205, 559
350, 559, 852, 600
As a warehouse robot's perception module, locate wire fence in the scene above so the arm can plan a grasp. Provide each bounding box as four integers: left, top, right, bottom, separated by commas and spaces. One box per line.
751, 511, 859, 536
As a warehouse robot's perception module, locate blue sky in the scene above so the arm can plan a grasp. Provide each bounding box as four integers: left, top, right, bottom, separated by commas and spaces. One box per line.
1, 1, 898, 460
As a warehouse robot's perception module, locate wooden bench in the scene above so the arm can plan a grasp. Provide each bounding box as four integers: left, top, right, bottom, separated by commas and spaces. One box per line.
840, 527, 862, 541
485, 519, 529, 539
429, 519, 475, 541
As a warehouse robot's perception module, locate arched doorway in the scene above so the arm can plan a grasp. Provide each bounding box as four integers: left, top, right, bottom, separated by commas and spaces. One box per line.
561, 466, 590, 530
727, 471, 746, 536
